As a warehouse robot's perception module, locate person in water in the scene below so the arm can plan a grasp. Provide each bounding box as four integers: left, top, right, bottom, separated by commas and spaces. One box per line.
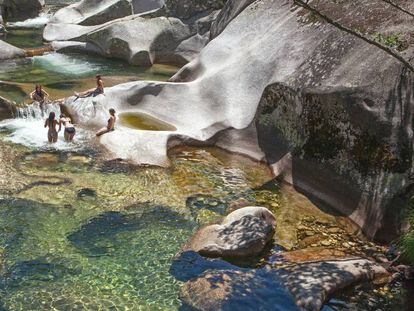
30, 84, 49, 105
44, 112, 58, 143
96, 108, 116, 137
59, 114, 76, 141
75, 75, 104, 99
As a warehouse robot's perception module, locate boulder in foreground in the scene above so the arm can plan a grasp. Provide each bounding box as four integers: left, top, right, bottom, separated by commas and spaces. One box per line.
180, 257, 389, 311
185, 206, 276, 258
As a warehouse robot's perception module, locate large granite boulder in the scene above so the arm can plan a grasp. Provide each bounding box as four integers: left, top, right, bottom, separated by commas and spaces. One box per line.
45, 12, 215, 66
209, 0, 255, 39
62, 0, 414, 241
184, 207, 276, 258
49, 0, 165, 26
180, 257, 389, 311
0, 40, 24, 60
0, 0, 44, 22
44, 0, 224, 64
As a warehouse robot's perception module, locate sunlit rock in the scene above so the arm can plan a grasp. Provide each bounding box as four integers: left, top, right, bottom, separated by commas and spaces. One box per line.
49, 0, 164, 26
183, 207, 276, 258
180, 257, 389, 311
61, 0, 414, 241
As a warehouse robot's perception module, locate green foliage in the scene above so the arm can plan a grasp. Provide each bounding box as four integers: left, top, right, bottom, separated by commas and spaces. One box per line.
372, 32, 409, 51
401, 231, 414, 264
400, 204, 414, 265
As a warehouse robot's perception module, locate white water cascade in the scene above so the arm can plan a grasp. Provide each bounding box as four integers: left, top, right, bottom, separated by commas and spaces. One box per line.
0, 102, 90, 150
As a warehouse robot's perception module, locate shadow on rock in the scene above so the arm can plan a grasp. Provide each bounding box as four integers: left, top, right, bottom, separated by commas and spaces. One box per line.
170, 251, 239, 282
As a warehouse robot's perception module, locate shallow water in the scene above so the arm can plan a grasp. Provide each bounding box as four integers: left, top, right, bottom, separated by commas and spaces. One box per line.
0, 135, 277, 310
2, 28, 45, 48
119, 112, 177, 132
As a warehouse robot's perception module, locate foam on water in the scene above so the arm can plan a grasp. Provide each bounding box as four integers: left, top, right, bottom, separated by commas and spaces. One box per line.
9, 13, 51, 28
33, 53, 103, 77
0, 103, 91, 150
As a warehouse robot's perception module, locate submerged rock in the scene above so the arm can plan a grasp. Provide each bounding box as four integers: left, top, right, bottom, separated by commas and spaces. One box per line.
68, 206, 194, 256
184, 206, 276, 258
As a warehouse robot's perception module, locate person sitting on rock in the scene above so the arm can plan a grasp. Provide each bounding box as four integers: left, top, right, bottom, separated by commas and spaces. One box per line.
58, 113, 76, 141
74, 74, 104, 100
96, 108, 116, 137
30, 84, 49, 105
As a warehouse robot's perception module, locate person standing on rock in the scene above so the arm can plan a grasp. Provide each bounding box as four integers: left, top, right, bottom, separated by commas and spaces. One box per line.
96, 108, 116, 137
74, 74, 104, 100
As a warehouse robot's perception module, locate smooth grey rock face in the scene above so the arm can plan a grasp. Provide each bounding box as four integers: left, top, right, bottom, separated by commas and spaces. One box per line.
179, 257, 388, 311
1, 0, 44, 22
210, 0, 255, 39
44, 0, 220, 65
45, 12, 217, 66
222, 206, 276, 227
50, 0, 133, 25
0, 40, 24, 60
185, 207, 276, 258
61, 0, 414, 240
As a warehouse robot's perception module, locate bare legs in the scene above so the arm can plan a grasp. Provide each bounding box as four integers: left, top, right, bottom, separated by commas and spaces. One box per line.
96, 127, 110, 137
48, 131, 58, 143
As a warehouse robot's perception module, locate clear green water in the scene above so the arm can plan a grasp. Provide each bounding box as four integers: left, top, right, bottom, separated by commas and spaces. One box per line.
0, 141, 276, 310
0, 54, 178, 103
2, 28, 44, 49
119, 112, 177, 132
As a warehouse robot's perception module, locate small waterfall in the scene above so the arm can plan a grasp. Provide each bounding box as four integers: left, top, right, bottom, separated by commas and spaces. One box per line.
16, 102, 61, 120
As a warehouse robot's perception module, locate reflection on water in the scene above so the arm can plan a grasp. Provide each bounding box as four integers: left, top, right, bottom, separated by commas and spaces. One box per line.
119, 112, 177, 132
